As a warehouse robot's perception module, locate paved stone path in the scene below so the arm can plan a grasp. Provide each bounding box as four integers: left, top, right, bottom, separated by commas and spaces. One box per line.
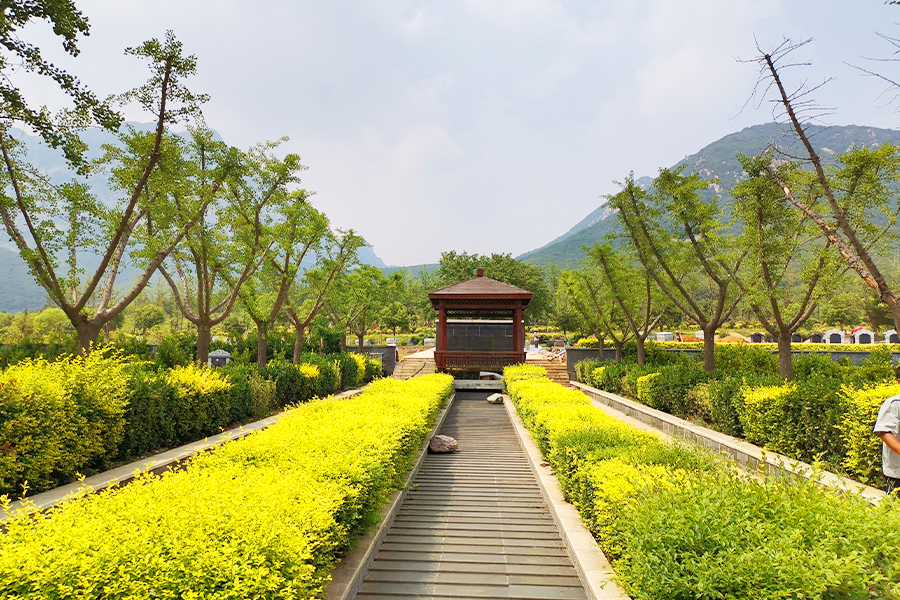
356, 391, 588, 600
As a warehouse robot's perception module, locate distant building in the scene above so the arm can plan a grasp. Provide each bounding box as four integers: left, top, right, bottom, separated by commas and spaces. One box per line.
824, 329, 846, 344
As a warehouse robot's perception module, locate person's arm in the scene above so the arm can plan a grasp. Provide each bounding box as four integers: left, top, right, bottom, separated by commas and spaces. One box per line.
878, 431, 900, 455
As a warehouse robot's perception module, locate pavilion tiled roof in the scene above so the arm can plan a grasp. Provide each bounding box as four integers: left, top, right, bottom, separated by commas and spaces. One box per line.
429, 275, 533, 300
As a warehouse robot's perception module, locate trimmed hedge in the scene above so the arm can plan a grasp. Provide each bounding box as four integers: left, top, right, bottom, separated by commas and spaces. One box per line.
504, 366, 900, 600
0, 350, 382, 498
0, 374, 453, 599
840, 383, 900, 484
579, 347, 899, 482
0, 351, 128, 495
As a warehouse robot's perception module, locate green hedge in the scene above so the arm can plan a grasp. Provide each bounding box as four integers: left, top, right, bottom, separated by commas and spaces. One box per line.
578, 348, 899, 481
0, 374, 454, 599
504, 366, 900, 599
0, 350, 382, 498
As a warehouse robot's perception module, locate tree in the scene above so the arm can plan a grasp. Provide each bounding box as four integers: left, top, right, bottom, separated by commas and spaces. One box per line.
283, 230, 363, 363
160, 137, 302, 364
557, 268, 634, 361
437, 251, 551, 322
0, 1, 121, 164
607, 171, 743, 371
752, 39, 900, 335
0, 32, 214, 353
725, 151, 838, 379
585, 243, 664, 365
324, 265, 389, 352
131, 303, 166, 335
238, 204, 326, 368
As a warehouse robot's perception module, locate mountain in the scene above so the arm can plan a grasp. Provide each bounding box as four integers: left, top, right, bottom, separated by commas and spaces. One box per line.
0, 125, 390, 313
517, 122, 900, 268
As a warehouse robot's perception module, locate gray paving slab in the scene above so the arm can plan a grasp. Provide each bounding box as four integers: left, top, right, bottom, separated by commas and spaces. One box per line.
355, 391, 588, 600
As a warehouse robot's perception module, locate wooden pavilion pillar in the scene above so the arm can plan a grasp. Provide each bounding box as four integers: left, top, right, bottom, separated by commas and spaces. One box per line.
437, 303, 447, 355
513, 304, 524, 353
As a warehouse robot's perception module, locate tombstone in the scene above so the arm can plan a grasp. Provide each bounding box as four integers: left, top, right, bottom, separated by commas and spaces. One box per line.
809, 333, 823, 344
423, 338, 436, 347
886, 329, 899, 344
854, 328, 875, 344
694, 330, 705, 340
824, 329, 845, 344
750, 332, 765, 344
207, 349, 232, 368
653, 331, 674, 342
386, 338, 397, 346
791, 333, 802, 343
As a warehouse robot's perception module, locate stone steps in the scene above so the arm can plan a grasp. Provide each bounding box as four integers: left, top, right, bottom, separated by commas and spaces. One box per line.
393, 358, 436, 380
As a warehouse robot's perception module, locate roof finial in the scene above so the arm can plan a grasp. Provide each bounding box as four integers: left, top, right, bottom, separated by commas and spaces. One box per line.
476, 267, 484, 277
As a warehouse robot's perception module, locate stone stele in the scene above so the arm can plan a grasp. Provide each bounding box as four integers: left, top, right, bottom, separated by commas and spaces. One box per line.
429, 434, 458, 453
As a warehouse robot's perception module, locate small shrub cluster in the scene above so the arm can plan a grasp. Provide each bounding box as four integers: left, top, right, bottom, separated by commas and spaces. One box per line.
0, 374, 453, 598
577, 345, 900, 483
504, 366, 900, 600
0, 351, 128, 494
0, 350, 381, 498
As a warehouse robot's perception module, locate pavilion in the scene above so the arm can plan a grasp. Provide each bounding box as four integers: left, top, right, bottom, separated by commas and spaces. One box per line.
428, 268, 532, 373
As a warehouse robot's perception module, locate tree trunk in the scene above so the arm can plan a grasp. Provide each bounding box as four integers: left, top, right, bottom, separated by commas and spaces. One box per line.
293, 324, 305, 364
614, 341, 623, 363
256, 322, 268, 370
889, 296, 900, 339
196, 324, 212, 365
702, 325, 716, 372
75, 320, 103, 355
636, 337, 646, 365
777, 329, 794, 381
357, 332, 364, 352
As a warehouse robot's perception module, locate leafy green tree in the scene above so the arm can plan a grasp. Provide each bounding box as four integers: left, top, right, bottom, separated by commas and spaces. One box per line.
0, 32, 213, 353
437, 251, 551, 322
130, 303, 166, 335
726, 152, 838, 379
756, 41, 900, 334
324, 265, 389, 351
283, 230, 363, 363
820, 291, 863, 330
160, 137, 298, 364
558, 268, 634, 361
0, 0, 121, 164
32, 307, 72, 344
585, 243, 665, 365
607, 170, 743, 370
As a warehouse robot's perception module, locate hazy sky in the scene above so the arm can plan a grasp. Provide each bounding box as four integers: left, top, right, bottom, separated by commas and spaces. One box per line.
14, 1, 900, 266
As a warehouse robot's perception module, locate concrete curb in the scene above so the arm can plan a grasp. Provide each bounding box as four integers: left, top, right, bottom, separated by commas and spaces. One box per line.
325, 390, 457, 600
571, 381, 886, 504
2, 387, 366, 522
503, 394, 631, 600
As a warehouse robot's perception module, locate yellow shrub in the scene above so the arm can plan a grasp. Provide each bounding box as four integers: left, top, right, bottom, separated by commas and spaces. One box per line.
297, 364, 320, 379
0, 374, 453, 598
840, 383, 900, 483
167, 364, 232, 398
0, 350, 128, 496
350, 353, 367, 383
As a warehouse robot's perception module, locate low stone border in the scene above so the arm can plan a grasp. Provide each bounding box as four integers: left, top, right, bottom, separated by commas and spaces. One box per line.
503, 394, 631, 600
1, 387, 365, 522
452, 379, 504, 390
571, 381, 886, 504
325, 391, 457, 600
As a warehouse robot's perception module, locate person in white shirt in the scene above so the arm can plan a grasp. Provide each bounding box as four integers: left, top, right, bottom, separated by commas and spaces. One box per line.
874, 393, 900, 495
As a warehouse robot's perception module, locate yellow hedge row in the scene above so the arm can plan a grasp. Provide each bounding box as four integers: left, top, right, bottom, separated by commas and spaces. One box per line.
0, 351, 129, 495
503, 365, 900, 599
0, 374, 453, 599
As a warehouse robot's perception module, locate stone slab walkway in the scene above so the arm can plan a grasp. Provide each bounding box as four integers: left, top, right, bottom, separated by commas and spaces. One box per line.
356, 391, 588, 600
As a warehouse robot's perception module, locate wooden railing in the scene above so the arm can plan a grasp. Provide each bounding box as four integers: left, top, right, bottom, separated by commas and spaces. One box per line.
435, 350, 526, 371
